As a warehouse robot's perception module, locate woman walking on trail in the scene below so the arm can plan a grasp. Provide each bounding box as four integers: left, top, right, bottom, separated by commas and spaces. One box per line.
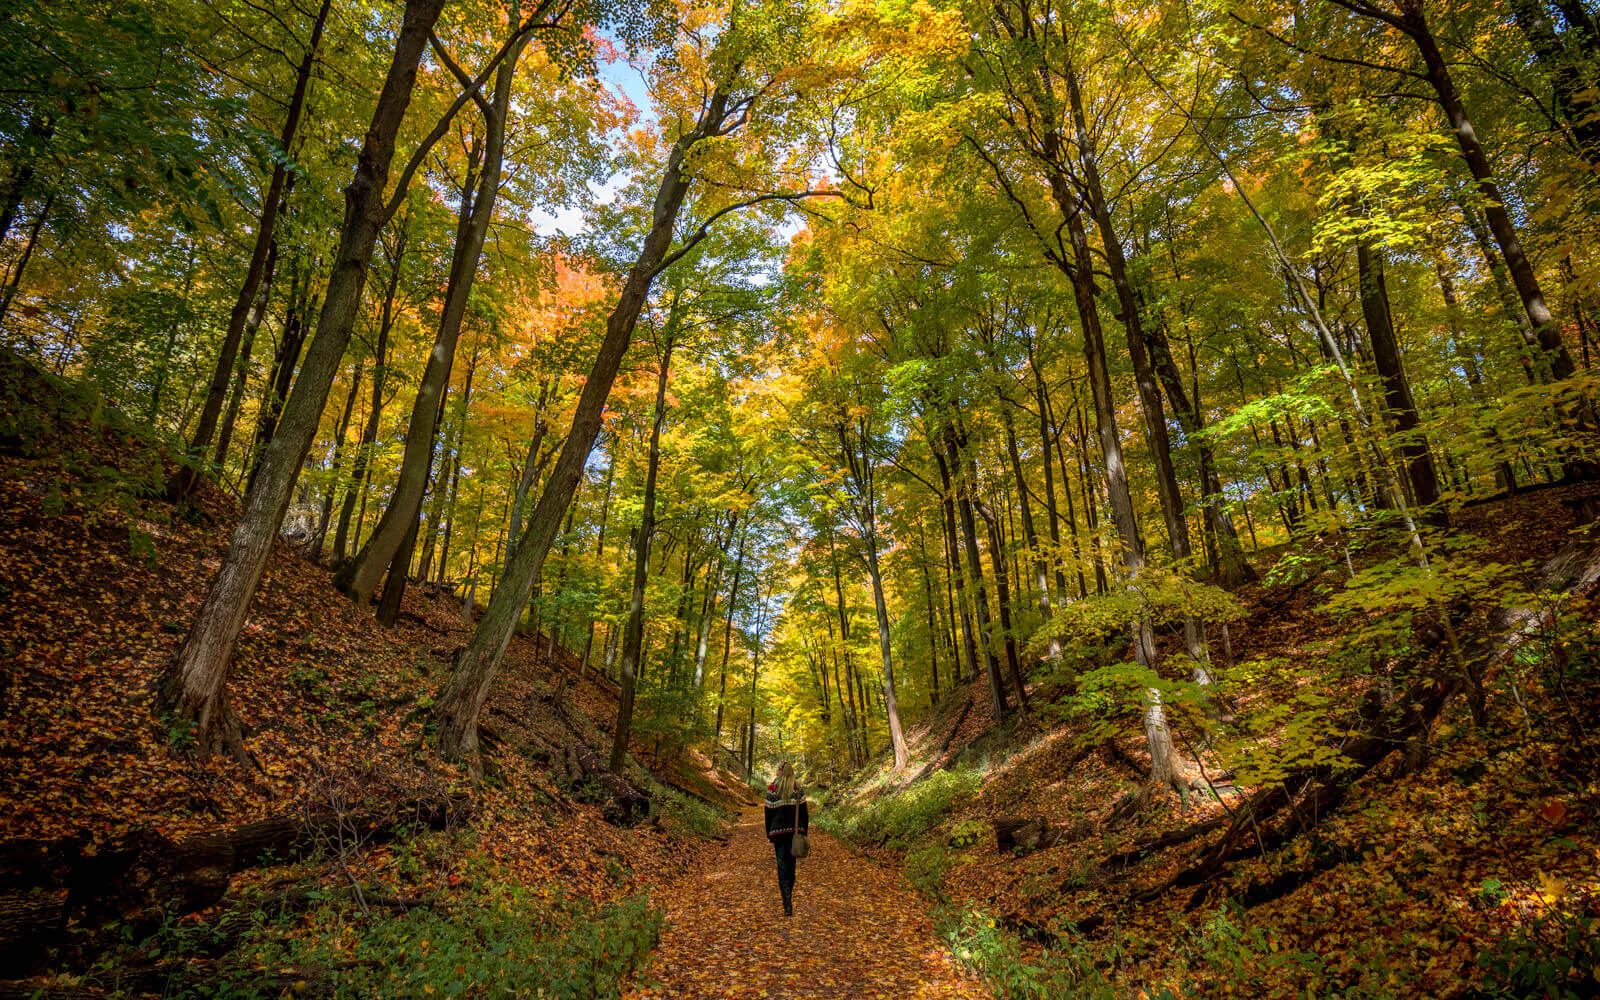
764, 760, 809, 917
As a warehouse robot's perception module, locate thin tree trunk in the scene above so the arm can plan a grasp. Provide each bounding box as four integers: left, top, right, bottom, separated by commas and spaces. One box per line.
609, 331, 674, 774
976, 500, 1028, 716
376, 376, 453, 627
714, 523, 748, 745
213, 243, 277, 477
947, 428, 1009, 718
332, 223, 405, 567
1358, 240, 1446, 524
337, 124, 494, 604
999, 399, 1059, 660
310, 361, 363, 559
171, 0, 331, 499
931, 434, 981, 683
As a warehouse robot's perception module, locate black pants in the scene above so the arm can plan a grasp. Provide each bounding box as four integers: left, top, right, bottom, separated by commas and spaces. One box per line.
772, 836, 796, 886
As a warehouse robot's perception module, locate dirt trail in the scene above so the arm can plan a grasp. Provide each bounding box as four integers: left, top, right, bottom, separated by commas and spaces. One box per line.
626, 808, 988, 999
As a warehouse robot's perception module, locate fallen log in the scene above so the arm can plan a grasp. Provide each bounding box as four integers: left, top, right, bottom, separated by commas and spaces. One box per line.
0, 794, 471, 975
1099, 815, 1230, 872
993, 817, 1063, 855
564, 743, 650, 826
1138, 533, 1600, 909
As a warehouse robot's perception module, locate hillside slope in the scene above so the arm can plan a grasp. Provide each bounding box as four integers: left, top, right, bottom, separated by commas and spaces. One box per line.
0, 355, 749, 997
820, 484, 1600, 1000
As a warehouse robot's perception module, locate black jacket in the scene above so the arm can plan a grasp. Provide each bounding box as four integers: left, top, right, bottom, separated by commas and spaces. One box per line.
763, 783, 809, 840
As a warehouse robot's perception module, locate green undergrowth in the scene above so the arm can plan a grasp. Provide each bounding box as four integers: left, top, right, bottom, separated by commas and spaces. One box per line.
133, 873, 664, 1000
814, 767, 981, 849
649, 781, 729, 838
904, 816, 1599, 1000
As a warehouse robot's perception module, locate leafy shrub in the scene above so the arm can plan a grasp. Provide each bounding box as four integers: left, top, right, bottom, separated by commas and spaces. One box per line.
903, 842, 951, 901
652, 785, 728, 839
816, 768, 981, 849
1475, 911, 1600, 1000
938, 908, 1114, 1000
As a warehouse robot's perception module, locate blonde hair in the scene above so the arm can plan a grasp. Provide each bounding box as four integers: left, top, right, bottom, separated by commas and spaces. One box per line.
776, 760, 796, 801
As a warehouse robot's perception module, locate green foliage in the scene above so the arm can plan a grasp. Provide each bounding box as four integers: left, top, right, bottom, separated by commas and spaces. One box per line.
650, 785, 729, 839
946, 817, 988, 848
1211, 657, 1351, 791
161, 880, 663, 1000
938, 908, 1114, 1000
1166, 904, 1341, 997
1475, 911, 1600, 1000
1029, 564, 1244, 660
903, 841, 952, 901
815, 768, 980, 848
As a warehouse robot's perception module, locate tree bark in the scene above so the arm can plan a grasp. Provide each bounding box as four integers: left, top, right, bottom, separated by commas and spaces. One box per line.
1358, 240, 1446, 525
213, 242, 277, 477
976, 499, 1029, 716
246, 267, 313, 496
609, 330, 674, 775
310, 360, 363, 559
1398, 1, 1577, 386
332, 223, 405, 567
931, 433, 981, 683
337, 112, 499, 605
1066, 63, 1212, 678
947, 428, 1010, 717
159, 0, 451, 757
714, 523, 748, 744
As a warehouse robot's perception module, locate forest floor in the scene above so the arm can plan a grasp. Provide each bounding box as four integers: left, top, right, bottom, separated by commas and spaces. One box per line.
627, 807, 987, 1000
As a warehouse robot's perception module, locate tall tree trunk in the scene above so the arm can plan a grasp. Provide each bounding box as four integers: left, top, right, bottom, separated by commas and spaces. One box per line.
578, 447, 616, 680
171, 0, 332, 500
609, 331, 674, 774
1358, 240, 1446, 525
915, 522, 941, 702
828, 527, 869, 760
337, 121, 495, 605
332, 222, 406, 567
1140, 303, 1254, 586
247, 266, 314, 496
310, 361, 363, 559
693, 514, 735, 689
1437, 262, 1517, 492
376, 375, 453, 628
424, 347, 477, 583
1508, 0, 1600, 173
999, 400, 1059, 660
159, 0, 451, 757
0, 191, 53, 328
862, 497, 910, 769
1066, 66, 1212, 676
433, 81, 740, 765
714, 523, 748, 745
1398, 2, 1577, 387
947, 428, 1009, 718
931, 434, 981, 683
1054, 183, 1182, 793
213, 242, 277, 478
975, 499, 1028, 716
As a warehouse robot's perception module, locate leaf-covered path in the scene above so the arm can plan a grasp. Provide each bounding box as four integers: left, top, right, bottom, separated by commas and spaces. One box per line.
626, 808, 988, 999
